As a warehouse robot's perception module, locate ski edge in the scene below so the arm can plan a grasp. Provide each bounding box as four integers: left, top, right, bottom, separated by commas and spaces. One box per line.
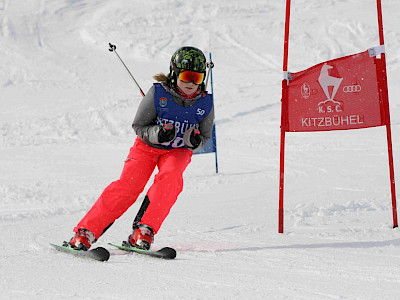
50, 243, 110, 262
108, 243, 176, 259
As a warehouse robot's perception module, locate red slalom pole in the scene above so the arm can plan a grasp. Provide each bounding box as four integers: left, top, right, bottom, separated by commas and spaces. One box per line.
376, 0, 398, 228
279, 0, 291, 233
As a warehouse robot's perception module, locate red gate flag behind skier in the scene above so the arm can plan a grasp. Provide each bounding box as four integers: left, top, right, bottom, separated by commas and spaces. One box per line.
284, 49, 386, 132
279, 0, 398, 233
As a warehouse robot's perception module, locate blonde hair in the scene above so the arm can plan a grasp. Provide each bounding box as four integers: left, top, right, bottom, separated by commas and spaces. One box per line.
153, 73, 169, 82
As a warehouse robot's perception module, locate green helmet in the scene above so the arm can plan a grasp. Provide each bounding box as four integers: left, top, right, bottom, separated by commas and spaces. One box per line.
170, 46, 207, 73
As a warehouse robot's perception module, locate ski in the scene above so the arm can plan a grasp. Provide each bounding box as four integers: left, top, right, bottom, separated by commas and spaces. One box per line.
50, 243, 110, 262
108, 242, 176, 259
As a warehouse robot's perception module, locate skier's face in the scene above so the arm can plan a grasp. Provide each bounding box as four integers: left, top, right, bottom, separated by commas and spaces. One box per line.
177, 78, 198, 96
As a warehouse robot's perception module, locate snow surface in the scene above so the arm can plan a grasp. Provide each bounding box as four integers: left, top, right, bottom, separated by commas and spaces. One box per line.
1, 0, 400, 299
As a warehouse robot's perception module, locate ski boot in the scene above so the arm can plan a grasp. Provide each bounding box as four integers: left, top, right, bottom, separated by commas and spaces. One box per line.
125, 224, 154, 250
65, 228, 95, 251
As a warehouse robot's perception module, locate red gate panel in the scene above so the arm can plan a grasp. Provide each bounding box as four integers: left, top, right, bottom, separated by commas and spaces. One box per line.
284, 50, 385, 132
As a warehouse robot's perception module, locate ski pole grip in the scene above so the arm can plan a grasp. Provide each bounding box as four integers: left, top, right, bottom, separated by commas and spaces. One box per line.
109, 43, 116, 52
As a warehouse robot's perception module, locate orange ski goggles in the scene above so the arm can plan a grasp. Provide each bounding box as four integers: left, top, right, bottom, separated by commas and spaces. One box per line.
178, 70, 205, 85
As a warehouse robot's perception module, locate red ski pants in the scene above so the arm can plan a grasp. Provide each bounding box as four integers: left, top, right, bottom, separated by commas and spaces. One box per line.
74, 137, 193, 238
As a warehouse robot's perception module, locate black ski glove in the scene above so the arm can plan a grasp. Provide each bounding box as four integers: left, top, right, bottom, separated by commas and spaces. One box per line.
158, 123, 176, 143
184, 127, 201, 149
190, 129, 201, 148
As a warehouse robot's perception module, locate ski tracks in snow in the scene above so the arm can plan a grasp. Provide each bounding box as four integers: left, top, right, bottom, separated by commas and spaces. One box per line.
0, 0, 45, 47
0, 98, 133, 148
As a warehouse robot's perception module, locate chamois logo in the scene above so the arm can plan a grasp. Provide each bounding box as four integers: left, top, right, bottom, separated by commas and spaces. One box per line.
318, 63, 343, 104
317, 63, 344, 113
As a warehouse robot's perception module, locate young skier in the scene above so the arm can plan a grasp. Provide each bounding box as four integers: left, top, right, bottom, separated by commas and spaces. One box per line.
66, 46, 214, 251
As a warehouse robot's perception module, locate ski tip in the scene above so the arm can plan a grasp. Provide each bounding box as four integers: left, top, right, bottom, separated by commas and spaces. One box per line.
158, 247, 176, 259
91, 247, 110, 261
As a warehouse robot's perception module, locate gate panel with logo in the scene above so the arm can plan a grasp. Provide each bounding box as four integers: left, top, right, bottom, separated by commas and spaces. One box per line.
278, 0, 397, 233
284, 50, 385, 132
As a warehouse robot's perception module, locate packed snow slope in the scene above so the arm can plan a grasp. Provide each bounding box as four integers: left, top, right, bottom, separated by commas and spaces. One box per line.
1, 0, 400, 299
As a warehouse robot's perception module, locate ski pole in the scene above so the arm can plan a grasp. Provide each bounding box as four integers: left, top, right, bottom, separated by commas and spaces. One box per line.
109, 43, 145, 97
